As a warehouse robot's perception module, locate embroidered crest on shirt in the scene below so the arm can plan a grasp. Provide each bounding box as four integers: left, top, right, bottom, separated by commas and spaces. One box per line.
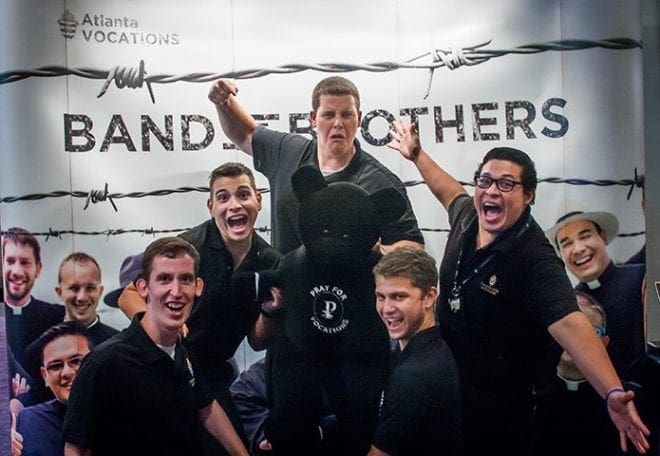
480, 274, 500, 296
309, 285, 349, 334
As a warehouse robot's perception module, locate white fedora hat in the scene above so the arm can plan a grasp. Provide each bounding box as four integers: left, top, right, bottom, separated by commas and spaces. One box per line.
545, 210, 619, 248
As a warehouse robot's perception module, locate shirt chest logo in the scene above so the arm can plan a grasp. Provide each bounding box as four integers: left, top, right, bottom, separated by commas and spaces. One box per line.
309, 285, 350, 334
480, 274, 500, 296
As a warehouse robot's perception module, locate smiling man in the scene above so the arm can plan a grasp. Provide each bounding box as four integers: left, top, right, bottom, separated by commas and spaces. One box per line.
2, 228, 65, 370
388, 120, 650, 455
56, 253, 118, 346
546, 211, 646, 383
63, 237, 248, 456
13, 322, 93, 456
370, 247, 461, 456
22, 253, 118, 406
117, 162, 280, 453
208, 76, 424, 254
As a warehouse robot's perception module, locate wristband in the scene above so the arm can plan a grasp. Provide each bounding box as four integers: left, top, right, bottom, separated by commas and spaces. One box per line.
604, 387, 625, 406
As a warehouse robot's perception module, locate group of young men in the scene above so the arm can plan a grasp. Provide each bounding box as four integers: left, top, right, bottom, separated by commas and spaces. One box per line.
2, 74, 654, 455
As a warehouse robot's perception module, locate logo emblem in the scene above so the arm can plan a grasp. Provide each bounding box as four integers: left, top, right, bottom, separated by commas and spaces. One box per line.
58, 9, 79, 39
313, 292, 344, 327
309, 285, 350, 334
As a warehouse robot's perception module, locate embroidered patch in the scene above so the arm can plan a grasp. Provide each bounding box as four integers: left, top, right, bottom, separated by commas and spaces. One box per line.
309, 285, 350, 334
480, 281, 499, 296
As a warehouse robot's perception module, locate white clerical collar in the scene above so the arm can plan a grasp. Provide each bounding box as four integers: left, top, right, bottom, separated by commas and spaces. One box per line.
6, 296, 32, 315
86, 315, 100, 329
585, 278, 601, 289
557, 373, 587, 391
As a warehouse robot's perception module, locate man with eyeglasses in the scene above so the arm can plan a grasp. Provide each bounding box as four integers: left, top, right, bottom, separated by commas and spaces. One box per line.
12, 322, 93, 456
387, 119, 649, 455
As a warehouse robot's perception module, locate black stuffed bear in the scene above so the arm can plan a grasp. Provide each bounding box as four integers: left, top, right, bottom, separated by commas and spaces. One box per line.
250, 165, 408, 455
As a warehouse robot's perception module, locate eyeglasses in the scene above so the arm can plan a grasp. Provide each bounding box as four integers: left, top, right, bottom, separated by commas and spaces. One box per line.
44, 355, 85, 373
474, 175, 523, 192
594, 325, 606, 337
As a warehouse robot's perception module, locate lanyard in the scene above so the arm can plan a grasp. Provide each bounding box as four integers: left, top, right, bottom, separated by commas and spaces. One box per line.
449, 212, 531, 313
449, 245, 497, 312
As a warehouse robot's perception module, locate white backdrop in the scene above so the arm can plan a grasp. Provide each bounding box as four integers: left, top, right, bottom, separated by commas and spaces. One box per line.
0, 0, 645, 369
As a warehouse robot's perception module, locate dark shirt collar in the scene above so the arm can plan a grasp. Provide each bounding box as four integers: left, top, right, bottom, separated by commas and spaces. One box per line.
129, 312, 178, 364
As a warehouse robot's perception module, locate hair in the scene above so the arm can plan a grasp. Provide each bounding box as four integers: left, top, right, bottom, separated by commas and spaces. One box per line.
36, 321, 94, 364
475, 147, 538, 202
2, 227, 41, 263
574, 290, 607, 328
58, 252, 102, 283
311, 76, 361, 112
553, 212, 605, 244
209, 162, 257, 194
141, 237, 200, 281
373, 246, 438, 295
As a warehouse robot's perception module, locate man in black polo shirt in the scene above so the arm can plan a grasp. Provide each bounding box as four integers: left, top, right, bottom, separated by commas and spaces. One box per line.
63, 237, 248, 456
369, 247, 462, 456
388, 119, 650, 455
118, 162, 281, 451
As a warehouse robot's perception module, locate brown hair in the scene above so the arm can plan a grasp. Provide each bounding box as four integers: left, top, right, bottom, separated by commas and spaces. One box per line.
141, 237, 200, 281
373, 247, 438, 295
58, 252, 102, 283
209, 162, 257, 195
311, 76, 361, 112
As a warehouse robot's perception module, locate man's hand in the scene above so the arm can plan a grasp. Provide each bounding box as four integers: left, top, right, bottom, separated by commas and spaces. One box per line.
11, 412, 23, 456
606, 389, 650, 453
11, 374, 30, 397
388, 119, 421, 162
208, 80, 238, 106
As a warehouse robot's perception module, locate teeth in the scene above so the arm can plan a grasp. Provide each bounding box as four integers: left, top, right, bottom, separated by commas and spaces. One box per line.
574, 256, 592, 266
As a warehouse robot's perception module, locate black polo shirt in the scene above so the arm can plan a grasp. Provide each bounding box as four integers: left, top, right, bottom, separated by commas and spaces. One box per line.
372, 326, 462, 456
63, 313, 212, 455
252, 127, 424, 254
181, 219, 281, 385
438, 194, 577, 452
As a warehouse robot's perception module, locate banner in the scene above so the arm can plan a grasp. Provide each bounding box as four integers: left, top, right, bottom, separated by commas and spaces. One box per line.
0, 0, 645, 447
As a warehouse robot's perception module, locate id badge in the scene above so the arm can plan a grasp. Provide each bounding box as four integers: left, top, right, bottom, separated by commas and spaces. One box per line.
449, 287, 461, 312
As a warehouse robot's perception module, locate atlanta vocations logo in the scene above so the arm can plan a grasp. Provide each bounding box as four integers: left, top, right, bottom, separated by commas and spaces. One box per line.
56, 9, 180, 46
58, 9, 78, 39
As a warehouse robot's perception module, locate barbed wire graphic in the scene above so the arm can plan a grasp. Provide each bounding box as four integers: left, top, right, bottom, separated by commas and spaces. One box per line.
0, 173, 644, 209
0, 173, 645, 207
0, 226, 645, 240
0, 171, 646, 240
0, 38, 641, 101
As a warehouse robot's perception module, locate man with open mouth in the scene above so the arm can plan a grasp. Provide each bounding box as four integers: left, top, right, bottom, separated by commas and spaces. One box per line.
387, 119, 650, 455
116, 162, 280, 453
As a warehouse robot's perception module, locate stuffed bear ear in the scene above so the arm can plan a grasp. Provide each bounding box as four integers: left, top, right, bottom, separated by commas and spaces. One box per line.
370, 187, 408, 225
292, 166, 327, 202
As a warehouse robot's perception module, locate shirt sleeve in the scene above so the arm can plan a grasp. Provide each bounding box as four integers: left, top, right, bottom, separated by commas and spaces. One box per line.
63, 357, 104, 449
252, 126, 288, 179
